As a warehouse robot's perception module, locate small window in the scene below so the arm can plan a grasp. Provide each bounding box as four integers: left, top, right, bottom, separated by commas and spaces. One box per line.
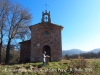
44, 31, 49, 36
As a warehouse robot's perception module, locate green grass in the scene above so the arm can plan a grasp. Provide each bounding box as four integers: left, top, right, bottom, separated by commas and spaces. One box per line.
0, 59, 100, 75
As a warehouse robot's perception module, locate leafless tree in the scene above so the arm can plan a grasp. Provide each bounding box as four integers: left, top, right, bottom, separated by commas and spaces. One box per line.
1, 45, 20, 63
5, 3, 32, 64
0, 0, 9, 64
17, 26, 31, 41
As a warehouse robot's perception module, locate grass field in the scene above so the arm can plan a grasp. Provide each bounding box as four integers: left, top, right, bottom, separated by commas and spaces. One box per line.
0, 59, 100, 75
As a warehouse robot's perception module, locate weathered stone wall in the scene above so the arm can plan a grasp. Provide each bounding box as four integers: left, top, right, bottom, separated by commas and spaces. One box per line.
30, 23, 63, 62
20, 40, 31, 62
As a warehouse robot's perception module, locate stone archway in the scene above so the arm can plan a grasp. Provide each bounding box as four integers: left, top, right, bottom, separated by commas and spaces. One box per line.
43, 45, 51, 61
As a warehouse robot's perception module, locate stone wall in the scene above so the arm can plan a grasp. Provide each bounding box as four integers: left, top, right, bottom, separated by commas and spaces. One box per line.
20, 40, 31, 62
30, 22, 63, 62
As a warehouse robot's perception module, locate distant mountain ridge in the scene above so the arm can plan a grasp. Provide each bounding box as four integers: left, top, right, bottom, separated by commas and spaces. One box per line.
62, 48, 100, 56
89, 48, 100, 53
62, 49, 85, 56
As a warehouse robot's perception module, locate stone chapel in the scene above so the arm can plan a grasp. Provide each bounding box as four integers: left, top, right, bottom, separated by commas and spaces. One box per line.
20, 10, 63, 62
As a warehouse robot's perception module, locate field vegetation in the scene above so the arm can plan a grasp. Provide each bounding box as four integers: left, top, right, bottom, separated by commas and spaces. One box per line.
0, 57, 100, 75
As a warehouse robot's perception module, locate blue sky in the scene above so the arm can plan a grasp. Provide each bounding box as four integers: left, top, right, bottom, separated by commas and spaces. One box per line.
14, 0, 100, 51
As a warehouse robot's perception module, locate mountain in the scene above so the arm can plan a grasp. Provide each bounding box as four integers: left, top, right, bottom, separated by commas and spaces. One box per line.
89, 48, 100, 53
62, 49, 85, 56
62, 48, 100, 56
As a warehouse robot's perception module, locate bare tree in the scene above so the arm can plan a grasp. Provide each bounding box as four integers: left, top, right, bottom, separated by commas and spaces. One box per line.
19, 28, 31, 41
0, 0, 9, 64
5, 3, 32, 64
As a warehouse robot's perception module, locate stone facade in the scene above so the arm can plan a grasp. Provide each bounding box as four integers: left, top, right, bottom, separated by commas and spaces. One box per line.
20, 40, 31, 62
20, 10, 63, 62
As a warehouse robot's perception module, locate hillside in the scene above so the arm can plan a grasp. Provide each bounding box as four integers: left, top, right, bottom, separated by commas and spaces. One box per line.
89, 48, 100, 53
62, 49, 85, 56
62, 48, 100, 56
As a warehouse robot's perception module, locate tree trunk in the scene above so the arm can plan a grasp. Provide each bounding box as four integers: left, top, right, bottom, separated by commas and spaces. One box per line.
5, 38, 11, 64
0, 30, 3, 64
0, 43, 1, 64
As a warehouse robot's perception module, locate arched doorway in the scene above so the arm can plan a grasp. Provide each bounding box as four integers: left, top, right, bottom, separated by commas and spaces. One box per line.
43, 45, 51, 61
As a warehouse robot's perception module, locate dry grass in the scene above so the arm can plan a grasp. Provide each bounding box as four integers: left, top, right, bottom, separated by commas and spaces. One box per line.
0, 58, 100, 75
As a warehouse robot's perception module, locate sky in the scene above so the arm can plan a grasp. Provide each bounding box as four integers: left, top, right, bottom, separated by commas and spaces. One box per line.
13, 0, 100, 51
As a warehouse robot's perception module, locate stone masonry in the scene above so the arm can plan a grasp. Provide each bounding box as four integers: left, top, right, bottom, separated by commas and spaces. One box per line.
20, 40, 31, 62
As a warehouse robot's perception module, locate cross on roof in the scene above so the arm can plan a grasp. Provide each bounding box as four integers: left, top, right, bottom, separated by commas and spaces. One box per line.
44, 4, 49, 10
